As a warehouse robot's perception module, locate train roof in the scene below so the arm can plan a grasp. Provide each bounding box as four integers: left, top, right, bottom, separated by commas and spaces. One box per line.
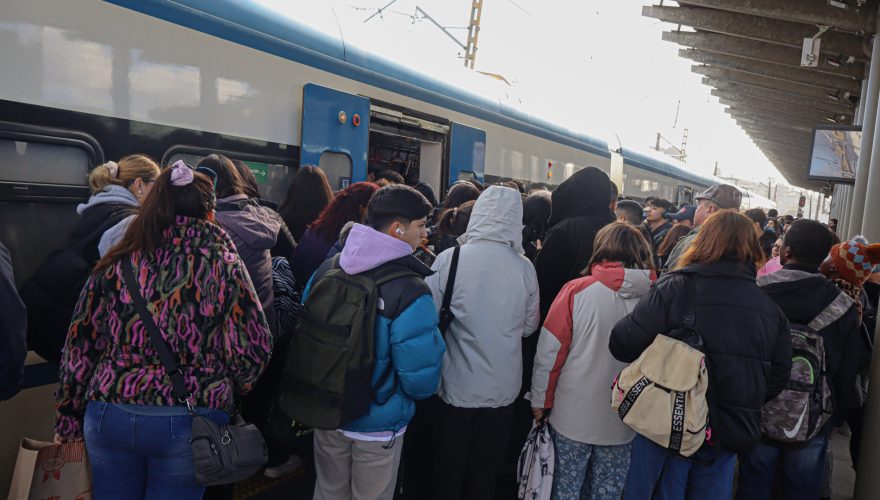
619, 147, 716, 188
110, 0, 764, 193
109, 0, 614, 158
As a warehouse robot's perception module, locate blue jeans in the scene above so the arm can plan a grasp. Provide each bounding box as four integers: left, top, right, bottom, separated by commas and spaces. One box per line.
736, 435, 828, 500
623, 434, 736, 500
84, 401, 229, 500
550, 427, 632, 500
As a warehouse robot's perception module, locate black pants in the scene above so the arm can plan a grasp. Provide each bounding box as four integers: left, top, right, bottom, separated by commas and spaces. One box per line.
432, 400, 515, 500
241, 332, 293, 466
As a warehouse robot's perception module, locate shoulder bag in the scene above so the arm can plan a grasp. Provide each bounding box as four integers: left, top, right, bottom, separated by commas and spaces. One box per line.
121, 257, 267, 485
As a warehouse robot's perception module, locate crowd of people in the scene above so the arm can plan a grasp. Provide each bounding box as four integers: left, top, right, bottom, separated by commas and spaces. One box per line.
1, 157, 877, 500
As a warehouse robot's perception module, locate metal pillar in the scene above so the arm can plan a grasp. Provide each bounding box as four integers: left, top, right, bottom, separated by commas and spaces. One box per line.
839, 185, 853, 236
839, 77, 870, 237
859, 102, 880, 240
848, 43, 880, 238
855, 15, 880, 499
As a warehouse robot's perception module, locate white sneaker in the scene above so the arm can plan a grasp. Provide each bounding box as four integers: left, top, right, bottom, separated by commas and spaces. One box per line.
263, 454, 304, 479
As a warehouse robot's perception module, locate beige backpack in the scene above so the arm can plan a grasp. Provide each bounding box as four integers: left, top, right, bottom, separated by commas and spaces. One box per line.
611, 334, 709, 457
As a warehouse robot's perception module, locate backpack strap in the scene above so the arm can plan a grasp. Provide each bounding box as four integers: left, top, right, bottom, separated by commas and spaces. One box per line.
438, 245, 461, 335
808, 291, 855, 331
121, 256, 193, 409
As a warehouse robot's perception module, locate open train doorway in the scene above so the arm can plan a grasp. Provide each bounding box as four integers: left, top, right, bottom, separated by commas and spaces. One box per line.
368, 102, 449, 200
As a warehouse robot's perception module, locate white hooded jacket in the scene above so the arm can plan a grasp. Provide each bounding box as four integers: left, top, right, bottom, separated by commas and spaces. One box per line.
426, 186, 540, 408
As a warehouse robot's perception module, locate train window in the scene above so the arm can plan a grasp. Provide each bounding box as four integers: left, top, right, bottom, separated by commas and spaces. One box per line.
165, 149, 296, 205
677, 185, 694, 206
319, 152, 353, 192
165, 152, 205, 169
0, 139, 90, 185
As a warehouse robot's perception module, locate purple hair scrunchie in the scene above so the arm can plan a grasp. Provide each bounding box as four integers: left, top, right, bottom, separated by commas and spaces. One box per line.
170, 160, 194, 186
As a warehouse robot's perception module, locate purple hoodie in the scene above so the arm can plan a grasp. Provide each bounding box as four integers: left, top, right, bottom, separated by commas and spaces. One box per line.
340, 224, 413, 274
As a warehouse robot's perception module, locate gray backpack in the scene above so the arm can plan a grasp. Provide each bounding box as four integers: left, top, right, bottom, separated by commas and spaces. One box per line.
760, 319, 833, 443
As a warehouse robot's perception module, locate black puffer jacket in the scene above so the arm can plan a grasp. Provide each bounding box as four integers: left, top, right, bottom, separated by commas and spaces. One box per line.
534, 167, 615, 319
19, 202, 134, 364
758, 265, 862, 430
610, 260, 792, 454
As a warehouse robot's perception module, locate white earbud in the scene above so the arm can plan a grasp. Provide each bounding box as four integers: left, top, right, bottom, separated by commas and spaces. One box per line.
396, 228, 405, 236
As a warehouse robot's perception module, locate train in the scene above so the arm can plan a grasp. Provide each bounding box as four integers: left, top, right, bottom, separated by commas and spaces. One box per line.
0, 0, 774, 492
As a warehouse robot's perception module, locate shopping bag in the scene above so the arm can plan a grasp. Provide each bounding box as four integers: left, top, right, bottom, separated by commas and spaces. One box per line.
7, 438, 46, 500
516, 421, 554, 500
6, 438, 92, 500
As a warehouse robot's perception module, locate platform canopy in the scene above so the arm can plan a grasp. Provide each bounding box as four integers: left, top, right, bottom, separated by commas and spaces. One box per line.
644, 0, 877, 190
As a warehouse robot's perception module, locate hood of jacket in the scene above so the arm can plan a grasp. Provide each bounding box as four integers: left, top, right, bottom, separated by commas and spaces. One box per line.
590, 261, 655, 299
460, 185, 524, 253
214, 194, 280, 250
340, 223, 415, 274
77, 185, 139, 215
547, 166, 614, 228
757, 265, 854, 326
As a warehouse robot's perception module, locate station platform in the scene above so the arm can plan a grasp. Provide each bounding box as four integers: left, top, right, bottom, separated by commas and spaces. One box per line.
233, 431, 858, 500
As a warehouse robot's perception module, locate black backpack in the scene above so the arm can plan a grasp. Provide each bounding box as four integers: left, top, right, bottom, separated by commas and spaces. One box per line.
278, 256, 417, 429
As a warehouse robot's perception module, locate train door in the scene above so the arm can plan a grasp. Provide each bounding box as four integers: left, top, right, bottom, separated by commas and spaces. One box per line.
448, 123, 486, 188
677, 185, 694, 206
300, 84, 486, 197
300, 83, 370, 191
368, 102, 449, 198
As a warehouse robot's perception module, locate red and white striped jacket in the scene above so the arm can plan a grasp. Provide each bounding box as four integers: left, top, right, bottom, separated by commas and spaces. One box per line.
530, 262, 655, 445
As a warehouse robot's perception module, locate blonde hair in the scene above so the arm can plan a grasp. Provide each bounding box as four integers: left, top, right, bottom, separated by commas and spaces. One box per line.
678, 209, 766, 270
88, 154, 160, 193
584, 222, 655, 275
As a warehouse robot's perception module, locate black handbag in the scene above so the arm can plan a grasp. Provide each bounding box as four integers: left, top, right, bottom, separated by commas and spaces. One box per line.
121, 257, 268, 485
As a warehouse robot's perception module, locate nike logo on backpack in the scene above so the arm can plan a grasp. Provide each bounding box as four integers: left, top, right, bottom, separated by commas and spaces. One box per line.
783, 402, 809, 439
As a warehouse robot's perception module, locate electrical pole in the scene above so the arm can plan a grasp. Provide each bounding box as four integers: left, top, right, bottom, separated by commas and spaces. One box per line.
680, 128, 688, 163
414, 1, 484, 70
464, 0, 483, 69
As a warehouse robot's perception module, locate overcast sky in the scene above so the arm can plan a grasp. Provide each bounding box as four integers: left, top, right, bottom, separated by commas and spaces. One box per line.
257, 0, 796, 186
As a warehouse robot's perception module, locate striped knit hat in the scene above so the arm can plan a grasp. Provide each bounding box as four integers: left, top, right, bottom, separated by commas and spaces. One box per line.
830, 240, 880, 285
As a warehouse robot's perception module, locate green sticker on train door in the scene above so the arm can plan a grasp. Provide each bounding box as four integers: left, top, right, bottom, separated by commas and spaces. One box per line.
244, 161, 269, 184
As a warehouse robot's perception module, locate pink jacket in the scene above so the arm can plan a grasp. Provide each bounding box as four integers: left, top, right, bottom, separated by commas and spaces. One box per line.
757, 256, 783, 277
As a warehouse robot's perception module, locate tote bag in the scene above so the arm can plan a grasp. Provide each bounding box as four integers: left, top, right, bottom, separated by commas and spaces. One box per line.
7, 438, 92, 500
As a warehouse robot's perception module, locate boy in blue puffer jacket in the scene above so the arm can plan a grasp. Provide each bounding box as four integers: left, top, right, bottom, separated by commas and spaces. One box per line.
306, 184, 445, 500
